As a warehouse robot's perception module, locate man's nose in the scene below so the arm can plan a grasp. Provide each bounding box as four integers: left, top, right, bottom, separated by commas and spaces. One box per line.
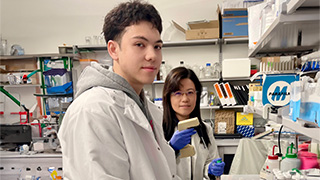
145, 47, 157, 61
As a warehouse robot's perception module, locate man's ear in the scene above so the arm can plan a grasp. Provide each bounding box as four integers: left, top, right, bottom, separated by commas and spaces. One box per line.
107, 40, 119, 61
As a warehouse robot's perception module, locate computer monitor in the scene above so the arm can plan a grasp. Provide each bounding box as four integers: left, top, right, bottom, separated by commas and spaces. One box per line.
0, 124, 32, 149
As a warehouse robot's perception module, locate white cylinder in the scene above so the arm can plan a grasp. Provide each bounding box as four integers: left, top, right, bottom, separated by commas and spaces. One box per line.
280, 157, 300, 172
266, 159, 279, 171
200, 87, 208, 106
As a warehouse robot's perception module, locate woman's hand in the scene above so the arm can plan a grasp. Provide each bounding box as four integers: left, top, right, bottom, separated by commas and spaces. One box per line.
169, 128, 196, 151
208, 158, 225, 176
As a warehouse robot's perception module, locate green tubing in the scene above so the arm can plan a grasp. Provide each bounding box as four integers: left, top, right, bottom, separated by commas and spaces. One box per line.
0, 86, 21, 106
27, 69, 41, 79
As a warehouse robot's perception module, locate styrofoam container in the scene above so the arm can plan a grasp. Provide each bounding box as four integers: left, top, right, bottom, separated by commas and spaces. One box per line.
222, 58, 251, 78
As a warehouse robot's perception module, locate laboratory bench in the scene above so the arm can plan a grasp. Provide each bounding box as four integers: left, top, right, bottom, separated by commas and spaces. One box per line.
0, 151, 62, 179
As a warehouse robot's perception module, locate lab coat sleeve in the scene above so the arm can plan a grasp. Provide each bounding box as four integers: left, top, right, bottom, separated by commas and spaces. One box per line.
203, 123, 220, 179
60, 104, 130, 180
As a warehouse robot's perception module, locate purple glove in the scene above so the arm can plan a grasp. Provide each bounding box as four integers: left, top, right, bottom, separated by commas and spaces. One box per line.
208, 158, 225, 176
169, 128, 196, 151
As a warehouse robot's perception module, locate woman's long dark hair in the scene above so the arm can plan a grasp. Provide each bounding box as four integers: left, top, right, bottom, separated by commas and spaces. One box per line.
162, 67, 210, 147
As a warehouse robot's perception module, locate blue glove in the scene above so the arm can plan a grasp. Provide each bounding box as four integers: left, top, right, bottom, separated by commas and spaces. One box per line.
208, 158, 225, 176
169, 128, 196, 151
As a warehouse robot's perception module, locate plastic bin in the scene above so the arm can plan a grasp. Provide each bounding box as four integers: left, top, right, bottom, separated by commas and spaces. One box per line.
79, 59, 98, 71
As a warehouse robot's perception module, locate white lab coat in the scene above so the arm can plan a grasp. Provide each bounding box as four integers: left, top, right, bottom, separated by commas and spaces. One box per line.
58, 87, 179, 180
176, 123, 219, 180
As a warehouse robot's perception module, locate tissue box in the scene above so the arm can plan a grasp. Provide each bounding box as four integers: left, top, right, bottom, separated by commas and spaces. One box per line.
237, 125, 255, 137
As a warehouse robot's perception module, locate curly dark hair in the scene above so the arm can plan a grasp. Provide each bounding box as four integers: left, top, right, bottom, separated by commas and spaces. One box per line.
102, 0, 162, 45
162, 67, 211, 147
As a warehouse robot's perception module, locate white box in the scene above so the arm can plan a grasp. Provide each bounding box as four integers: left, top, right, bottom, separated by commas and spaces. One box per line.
222, 58, 251, 78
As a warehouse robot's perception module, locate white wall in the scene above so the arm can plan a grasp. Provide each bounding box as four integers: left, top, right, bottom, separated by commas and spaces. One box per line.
0, 0, 251, 70
1, 0, 254, 122
1, 0, 224, 54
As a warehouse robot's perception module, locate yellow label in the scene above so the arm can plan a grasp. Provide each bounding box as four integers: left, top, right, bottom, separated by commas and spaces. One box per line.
236, 112, 253, 125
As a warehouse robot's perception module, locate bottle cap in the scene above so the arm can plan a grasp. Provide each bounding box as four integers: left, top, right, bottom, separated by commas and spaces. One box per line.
268, 145, 279, 159
206, 63, 211, 66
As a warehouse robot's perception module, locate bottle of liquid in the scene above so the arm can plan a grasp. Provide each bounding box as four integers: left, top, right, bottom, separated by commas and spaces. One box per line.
264, 145, 279, 179
205, 63, 212, 79
208, 92, 215, 106
144, 90, 151, 101
160, 60, 167, 81
280, 143, 301, 172
200, 87, 208, 107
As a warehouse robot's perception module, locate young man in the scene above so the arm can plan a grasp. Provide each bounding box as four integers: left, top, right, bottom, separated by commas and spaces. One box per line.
58, 1, 179, 179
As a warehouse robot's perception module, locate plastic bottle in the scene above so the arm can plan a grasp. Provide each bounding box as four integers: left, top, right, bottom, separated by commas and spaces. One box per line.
144, 90, 151, 101
264, 145, 279, 179
200, 87, 208, 107
261, 0, 275, 35
160, 60, 167, 81
199, 66, 205, 79
215, 160, 223, 180
204, 63, 212, 79
280, 143, 301, 172
208, 92, 215, 106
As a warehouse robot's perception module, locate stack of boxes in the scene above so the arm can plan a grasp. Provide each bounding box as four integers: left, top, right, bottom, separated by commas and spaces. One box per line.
222, 8, 248, 38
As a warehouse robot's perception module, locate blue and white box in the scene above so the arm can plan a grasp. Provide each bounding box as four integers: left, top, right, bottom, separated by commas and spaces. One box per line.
262, 74, 300, 107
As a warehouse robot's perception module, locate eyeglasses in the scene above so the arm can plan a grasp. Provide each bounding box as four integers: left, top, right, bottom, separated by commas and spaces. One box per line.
171, 90, 197, 98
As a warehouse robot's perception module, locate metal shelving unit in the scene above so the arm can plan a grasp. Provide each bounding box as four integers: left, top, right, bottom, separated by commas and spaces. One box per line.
248, 9, 320, 57
246, 1, 320, 142
201, 105, 245, 110
223, 37, 249, 45
73, 39, 219, 52
1, 84, 41, 88
287, 0, 320, 14
244, 106, 320, 142
244, 105, 320, 141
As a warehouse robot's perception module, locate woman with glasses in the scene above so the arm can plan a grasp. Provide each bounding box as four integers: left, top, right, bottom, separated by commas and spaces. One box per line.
162, 66, 225, 180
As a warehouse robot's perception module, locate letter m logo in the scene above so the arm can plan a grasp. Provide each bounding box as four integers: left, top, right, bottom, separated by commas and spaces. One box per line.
272, 86, 288, 101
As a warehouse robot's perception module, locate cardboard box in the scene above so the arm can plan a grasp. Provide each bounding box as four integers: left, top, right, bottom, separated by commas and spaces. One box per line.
172, 6, 221, 40
173, 20, 219, 40
1, 58, 38, 72
237, 125, 255, 137
223, 8, 248, 16
236, 112, 253, 125
222, 16, 248, 38
214, 110, 235, 134
261, 56, 280, 64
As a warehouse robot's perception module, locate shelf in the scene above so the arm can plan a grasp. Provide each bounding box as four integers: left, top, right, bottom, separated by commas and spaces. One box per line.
152, 78, 220, 84
75, 45, 107, 51
163, 39, 219, 47
0, 55, 35, 60
223, 77, 252, 81
287, 0, 320, 14
0, 53, 74, 60
282, 116, 320, 142
200, 105, 245, 110
223, 37, 249, 44
74, 39, 220, 52
34, 93, 73, 98
244, 105, 320, 141
244, 105, 282, 123
1, 84, 41, 88
248, 9, 320, 57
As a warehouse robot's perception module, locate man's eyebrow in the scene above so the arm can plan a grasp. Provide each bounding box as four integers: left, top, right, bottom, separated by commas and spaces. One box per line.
133, 36, 163, 44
